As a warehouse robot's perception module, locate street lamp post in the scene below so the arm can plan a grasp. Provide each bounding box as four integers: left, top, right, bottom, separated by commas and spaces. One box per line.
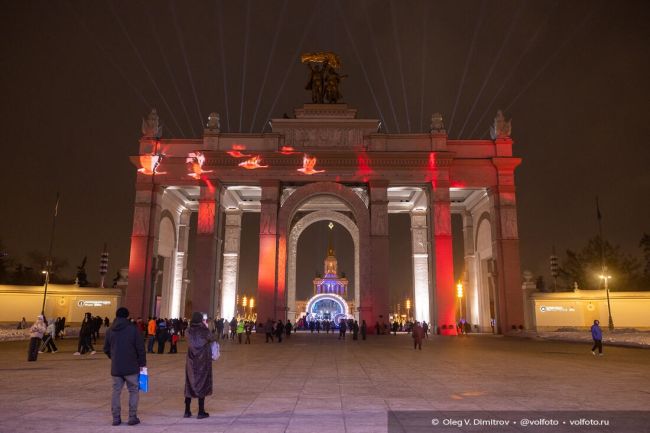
599, 269, 614, 331
41, 193, 59, 316
456, 281, 464, 321
405, 298, 411, 322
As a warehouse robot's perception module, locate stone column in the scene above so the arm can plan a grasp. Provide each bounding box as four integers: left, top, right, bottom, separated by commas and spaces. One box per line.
410, 210, 430, 323
431, 179, 456, 335
125, 183, 163, 319
220, 209, 242, 320
169, 210, 190, 319
257, 180, 280, 322
462, 211, 478, 327
368, 180, 390, 329
192, 186, 220, 316
490, 157, 524, 333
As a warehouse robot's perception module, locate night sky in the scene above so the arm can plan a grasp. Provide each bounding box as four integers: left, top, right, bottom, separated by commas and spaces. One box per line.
1, 1, 649, 297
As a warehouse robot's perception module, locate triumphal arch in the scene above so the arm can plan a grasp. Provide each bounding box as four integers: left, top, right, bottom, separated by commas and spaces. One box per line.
125, 54, 524, 335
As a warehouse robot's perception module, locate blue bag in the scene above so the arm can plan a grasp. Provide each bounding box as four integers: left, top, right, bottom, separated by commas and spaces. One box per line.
138, 368, 149, 393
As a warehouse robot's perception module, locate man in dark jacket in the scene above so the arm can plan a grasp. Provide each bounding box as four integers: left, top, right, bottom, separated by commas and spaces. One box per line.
104, 307, 146, 426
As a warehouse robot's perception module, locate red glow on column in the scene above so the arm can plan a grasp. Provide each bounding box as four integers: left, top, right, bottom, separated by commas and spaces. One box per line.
257, 235, 277, 321
450, 181, 465, 188
435, 236, 457, 335
202, 177, 216, 194
426, 152, 437, 187
197, 201, 216, 234
355, 151, 372, 181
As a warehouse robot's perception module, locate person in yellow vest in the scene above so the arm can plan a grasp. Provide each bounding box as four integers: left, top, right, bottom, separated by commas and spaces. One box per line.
236, 321, 245, 344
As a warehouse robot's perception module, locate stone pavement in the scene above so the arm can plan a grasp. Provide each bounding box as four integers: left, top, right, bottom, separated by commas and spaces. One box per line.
0, 332, 648, 433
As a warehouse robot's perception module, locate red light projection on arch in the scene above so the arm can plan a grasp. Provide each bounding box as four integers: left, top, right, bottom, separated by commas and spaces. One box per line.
137, 154, 166, 175
186, 152, 213, 179
226, 144, 251, 158
297, 154, 324, 175
278, 146, 297, 155
238, 155, 268, 169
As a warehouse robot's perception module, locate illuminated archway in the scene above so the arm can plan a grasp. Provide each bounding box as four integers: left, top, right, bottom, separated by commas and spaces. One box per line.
304, 293, 350, 324
287, 210, 359, 321
277, 182, 370, 323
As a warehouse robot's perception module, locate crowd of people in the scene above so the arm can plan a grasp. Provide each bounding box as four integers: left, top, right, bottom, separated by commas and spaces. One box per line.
20, 309, 608, 425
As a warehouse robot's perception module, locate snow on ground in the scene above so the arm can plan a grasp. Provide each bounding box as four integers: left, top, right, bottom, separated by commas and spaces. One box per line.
512, 329, 650, 348
0, 327, 82, 342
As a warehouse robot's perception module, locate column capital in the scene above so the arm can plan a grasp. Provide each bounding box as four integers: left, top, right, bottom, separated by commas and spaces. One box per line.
368, 179, 389, 190
199, 184, 221, 201
430, 182, 451, 202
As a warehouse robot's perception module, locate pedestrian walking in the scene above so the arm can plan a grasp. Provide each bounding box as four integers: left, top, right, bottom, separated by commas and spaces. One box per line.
264, 318, 274, 343
156, 319, 168, 354
412, 321, 424, 350
244, 321, 252, 344
236, 320, 244, 344
103, 307, 146, 426
285, 320, 293, 338
41, 319, 58, 353
184, 312, 214, 419
229, 318, 237, 340
352, 320, 359, 340
591, 319, 604, 356
169, 331, 179, 353
147, 317, 156, 353
275, 320, 284, 343
361, 320, 367, 340
338, 319, 347, 340
74, 312, 95, 355
27, 315, 46, 361
216, 318, 225, 340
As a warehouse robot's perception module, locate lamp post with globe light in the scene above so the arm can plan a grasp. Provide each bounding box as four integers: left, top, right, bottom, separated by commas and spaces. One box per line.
599, 270, 614, 331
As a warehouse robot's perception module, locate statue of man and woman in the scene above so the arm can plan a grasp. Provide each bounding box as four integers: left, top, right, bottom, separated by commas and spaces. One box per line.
304, 53, 347, 104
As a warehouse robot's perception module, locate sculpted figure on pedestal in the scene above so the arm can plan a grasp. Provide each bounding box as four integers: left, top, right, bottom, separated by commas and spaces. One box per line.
141, 108, 162, 138
302, 51, 346, 104
430, 112, 445, 132
206, 112, 220, 132
490, 110, 512, 140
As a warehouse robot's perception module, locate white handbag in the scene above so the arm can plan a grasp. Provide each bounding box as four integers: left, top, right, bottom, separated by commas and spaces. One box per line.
210, 341, 220, 361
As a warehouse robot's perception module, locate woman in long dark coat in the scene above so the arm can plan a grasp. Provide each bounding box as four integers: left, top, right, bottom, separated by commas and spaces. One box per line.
184, 312, 214, 419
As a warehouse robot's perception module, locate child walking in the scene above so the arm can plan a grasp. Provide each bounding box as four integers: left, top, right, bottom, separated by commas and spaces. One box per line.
169, 331, 179, 354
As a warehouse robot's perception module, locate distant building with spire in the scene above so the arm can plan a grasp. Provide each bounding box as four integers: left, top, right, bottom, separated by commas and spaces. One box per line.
312, 241, 349, 296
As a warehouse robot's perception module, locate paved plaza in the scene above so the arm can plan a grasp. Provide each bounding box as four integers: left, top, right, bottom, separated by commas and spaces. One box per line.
0, 332, 648, 433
